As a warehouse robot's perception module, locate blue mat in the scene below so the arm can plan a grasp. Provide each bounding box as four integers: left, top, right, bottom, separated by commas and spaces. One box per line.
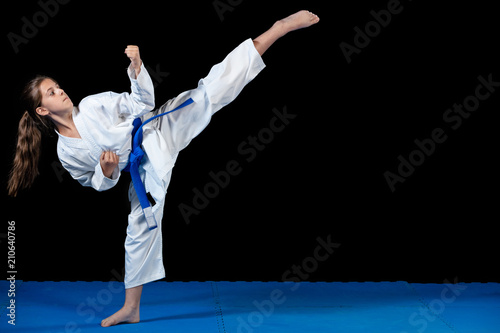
1, 281, 499, 332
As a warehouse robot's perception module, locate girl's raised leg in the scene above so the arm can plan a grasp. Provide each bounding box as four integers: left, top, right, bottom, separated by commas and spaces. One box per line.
253, 10, 320, 56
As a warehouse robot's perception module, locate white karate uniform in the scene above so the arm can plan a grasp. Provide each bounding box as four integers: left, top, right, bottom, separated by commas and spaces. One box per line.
56, 39, 266, 289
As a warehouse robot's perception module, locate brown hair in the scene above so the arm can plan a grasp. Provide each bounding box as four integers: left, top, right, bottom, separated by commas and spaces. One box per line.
7, 76, 56, 197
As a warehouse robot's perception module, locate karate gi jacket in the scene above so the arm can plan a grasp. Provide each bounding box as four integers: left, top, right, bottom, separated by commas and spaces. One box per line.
56, 38, 265, 219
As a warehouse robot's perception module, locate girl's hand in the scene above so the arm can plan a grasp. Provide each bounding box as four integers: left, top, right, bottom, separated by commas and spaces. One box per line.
100, 151, 119, 179
125, 45, 142, 76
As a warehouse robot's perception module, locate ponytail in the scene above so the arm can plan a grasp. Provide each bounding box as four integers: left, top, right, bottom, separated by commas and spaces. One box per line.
7, 75, 56, 197
7, 111, 42, 197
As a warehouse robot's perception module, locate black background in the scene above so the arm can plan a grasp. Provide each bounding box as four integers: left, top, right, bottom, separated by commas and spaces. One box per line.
2, 0, 499, 284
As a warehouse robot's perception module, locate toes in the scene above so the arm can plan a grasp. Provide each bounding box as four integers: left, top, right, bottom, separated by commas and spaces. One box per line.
101, 317, 116, 327
101, 319, 111, 327
305, 10, 320, 23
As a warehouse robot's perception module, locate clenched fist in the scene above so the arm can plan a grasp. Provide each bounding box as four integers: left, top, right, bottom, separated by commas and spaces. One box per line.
124, 45, 142, 76
100, 151, 119, 179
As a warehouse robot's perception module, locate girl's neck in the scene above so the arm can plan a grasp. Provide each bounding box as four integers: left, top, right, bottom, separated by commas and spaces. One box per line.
53, 108, 81, 139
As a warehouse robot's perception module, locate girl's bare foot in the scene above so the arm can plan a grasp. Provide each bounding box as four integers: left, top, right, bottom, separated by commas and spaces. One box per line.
253, 10, 320, 55
277, 10, 320, 35
100, 306, 140, 327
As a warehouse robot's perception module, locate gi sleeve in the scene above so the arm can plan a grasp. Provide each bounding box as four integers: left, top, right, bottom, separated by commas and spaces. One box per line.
57, 144, 120, 192
116, 62, 156, 118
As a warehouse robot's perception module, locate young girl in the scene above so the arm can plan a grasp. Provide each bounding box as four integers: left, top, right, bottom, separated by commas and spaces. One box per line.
8, 10, 319, 327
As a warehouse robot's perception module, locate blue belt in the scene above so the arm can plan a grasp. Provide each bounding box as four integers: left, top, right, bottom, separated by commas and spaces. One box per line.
123, 98, 194, 230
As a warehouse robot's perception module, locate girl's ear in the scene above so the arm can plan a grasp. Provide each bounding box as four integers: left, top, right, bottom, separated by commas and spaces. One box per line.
36, 107, 49, 116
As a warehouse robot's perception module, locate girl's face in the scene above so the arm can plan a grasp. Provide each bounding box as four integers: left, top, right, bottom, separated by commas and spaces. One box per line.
37, 79, 73, 116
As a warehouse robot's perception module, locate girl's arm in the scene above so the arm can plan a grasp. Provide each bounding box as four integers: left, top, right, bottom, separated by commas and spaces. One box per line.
57, 140, 120, 192
119, 45, 156, 118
